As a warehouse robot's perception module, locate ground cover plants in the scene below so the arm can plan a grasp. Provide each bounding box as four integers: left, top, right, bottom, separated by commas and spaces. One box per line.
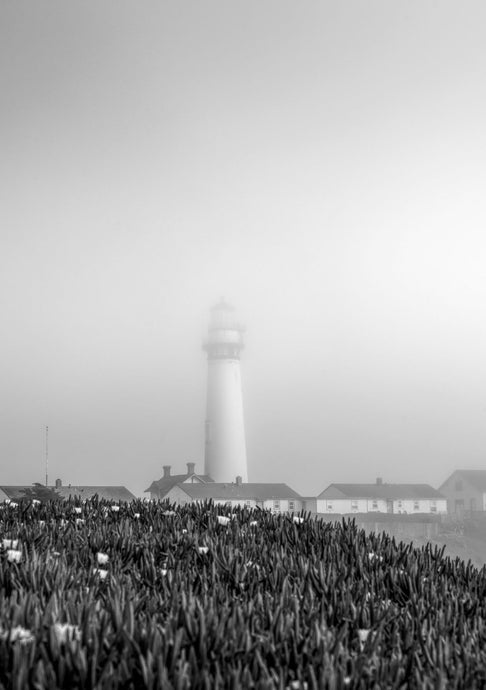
1, 498, 486, 689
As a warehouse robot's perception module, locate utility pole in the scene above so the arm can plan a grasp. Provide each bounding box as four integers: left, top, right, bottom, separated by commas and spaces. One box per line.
45, 426, 48, 487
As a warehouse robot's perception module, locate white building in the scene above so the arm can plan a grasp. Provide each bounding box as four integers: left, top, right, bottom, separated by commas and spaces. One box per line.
317, 479, 447, 515
203, 301, 248, 483
158, 476, 303, 512
145, 464, 303, 512
145, 463, 213, 501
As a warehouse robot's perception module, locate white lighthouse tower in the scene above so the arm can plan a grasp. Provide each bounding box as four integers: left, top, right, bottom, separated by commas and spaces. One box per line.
203, 300, 248, 483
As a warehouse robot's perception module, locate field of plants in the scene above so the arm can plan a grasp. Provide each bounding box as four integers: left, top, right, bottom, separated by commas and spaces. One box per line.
1, 498, 486, 689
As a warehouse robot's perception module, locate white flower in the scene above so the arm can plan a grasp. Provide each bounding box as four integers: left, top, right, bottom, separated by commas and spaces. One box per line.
249, 520, 258, 527
53, 623, 81, 644
111, 505, 120, 512
74, 507, 82, 515
198, 546, 209, 555
7, 550, 22, 563
358, 629, 370, 651
293, 516, 304, 524
75, 518, 84, 525
217, 516, 230, 526
7, 501, 18, 508
39, 520, 46, 527
2, 539, 19, 550
93, 568, 108, 580
96, 552, 109, 565
133, 513, 140, 519
182, 529, 188, 534
32, 499, 41, 506
160, 569, 168, 576
59, 519, 67, 526
0, 626, 34, 644
52, 551, 61, 558
368, 552, 383, 563
163, 510, 175, 516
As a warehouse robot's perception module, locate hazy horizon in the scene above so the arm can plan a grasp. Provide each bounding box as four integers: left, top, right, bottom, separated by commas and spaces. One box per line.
2, 1, 486, 498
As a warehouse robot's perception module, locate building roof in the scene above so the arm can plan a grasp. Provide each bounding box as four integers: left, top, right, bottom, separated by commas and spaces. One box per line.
0, 485, 136, 502
145, 473, 214, 495
174, 482, 302, 501
441, 470, 486, 492
318, 483, 445, 500
56, 486, 136, 502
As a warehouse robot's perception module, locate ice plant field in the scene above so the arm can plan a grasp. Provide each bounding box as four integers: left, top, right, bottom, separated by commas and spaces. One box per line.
1, 500, 486, 689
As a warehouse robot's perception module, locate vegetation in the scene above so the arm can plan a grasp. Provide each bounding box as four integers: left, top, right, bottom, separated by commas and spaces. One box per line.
0, 498, 485, 688
18, 483, 62, 503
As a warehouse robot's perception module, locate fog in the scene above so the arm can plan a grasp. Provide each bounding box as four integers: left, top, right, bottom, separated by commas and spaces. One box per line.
1, 1, 486, 498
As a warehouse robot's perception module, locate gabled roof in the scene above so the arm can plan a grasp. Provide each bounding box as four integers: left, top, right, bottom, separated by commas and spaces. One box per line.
173, 483, 302, 501
318, 483, 445, 500
441, 470, 486, 492
145, 473, 213, 494
0, 485, 136, 502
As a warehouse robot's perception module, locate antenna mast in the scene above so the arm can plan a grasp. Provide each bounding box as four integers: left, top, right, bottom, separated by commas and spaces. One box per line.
45, 425, 48, 487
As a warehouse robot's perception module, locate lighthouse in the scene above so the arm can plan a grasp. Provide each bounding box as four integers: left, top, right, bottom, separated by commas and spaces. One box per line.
203, 301, 248, 483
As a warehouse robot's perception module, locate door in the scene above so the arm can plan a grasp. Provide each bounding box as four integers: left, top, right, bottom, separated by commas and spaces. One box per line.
455, 499, 464, 514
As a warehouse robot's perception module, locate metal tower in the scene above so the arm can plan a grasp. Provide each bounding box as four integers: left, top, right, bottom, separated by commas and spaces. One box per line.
203, 301, 248, 483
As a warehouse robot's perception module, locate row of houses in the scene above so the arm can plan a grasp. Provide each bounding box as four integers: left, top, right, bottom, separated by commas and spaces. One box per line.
144, 464, 484, 516
1, 468, 484, 516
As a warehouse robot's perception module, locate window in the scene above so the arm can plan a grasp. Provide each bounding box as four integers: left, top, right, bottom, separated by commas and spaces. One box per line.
413, 501, 420, 511
430, 501, 437, 513
371, 500, 378, 511
351, 500, 358, 511
273, 500, 280, 511
289, 501, 295, 511
397, 500, 403, 508
327, 502, 333, 511
246, 500, 252, 507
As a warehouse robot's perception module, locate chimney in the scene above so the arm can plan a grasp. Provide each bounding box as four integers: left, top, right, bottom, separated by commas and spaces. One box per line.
55, 478, 62, 489
376, 477, 383, 485
163, 465, 171, 478
236, 475, 242, 486
186, 462, 196, 476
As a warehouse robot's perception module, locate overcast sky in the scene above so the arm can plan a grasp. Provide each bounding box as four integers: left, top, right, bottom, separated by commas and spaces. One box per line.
1, 1, 486, 498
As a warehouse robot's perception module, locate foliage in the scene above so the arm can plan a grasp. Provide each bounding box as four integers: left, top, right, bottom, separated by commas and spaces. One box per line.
0, 498, 485, 688
18, 484, 62, 503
